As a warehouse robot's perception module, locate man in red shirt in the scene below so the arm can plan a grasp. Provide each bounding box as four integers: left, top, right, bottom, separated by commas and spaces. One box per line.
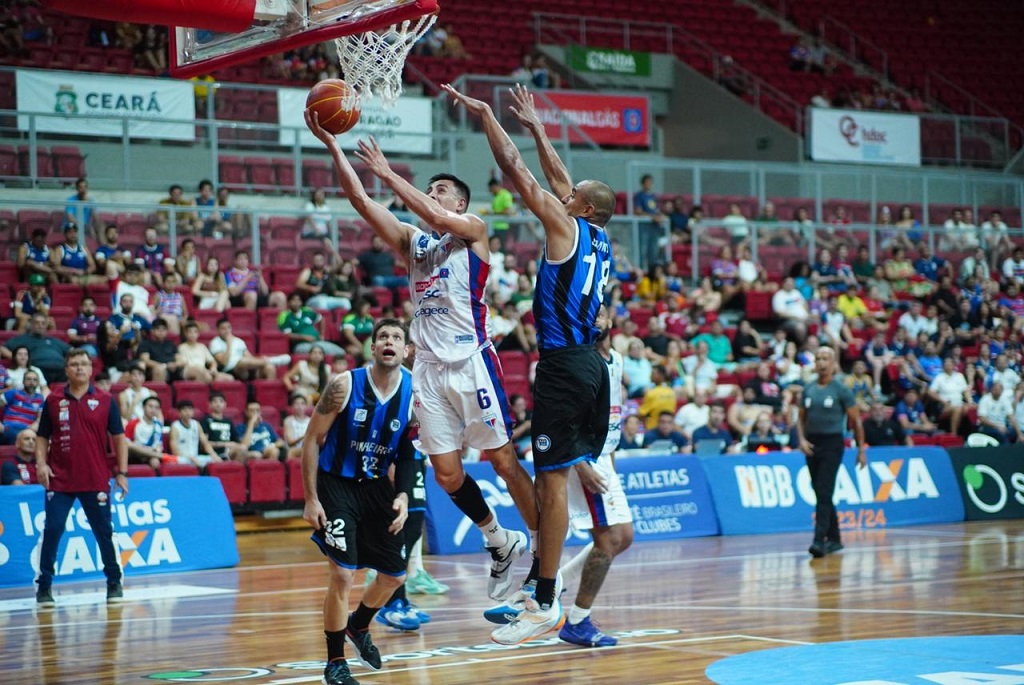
1, 429, 39, 485
35, 348, 129, 606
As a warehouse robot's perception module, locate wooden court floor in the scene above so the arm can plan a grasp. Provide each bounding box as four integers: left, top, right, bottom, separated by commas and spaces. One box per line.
2, 521, 1023, 685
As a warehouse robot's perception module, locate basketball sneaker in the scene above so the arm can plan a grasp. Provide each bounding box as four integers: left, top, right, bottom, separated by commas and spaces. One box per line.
486, 530, 527, 600
106, 582, 124, 603
374, 598, 420, 631
405, 569, 449, 595
345, 623, 382, 670
558, 616, 618, 648
322, 659, 358, 685
484, 581, 534, 625
409, 604, 432, 624
490, 597, 565, 645
36, 587, 55, 607
808, 541, 827, 558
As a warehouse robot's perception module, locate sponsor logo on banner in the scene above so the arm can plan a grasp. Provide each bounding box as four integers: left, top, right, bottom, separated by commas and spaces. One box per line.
0, 477, 237, 588
279, 88, 432, 154
533, 91, 650, 147
16, 68, 196, 141
702, 446, 963, 536
809, 107, 921, 166
567, 45, 652, 76
947, 445, 1024, 519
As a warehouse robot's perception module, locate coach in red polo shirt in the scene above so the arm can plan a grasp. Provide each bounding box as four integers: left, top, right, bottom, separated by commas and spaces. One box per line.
35, 348, 129, 606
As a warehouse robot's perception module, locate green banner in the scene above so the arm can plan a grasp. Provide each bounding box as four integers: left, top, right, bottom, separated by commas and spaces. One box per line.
567, 45, 651, 76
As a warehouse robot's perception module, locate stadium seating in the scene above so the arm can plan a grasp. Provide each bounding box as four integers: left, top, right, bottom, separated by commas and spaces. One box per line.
247, 460, 286, 504
207, 461, 248, 505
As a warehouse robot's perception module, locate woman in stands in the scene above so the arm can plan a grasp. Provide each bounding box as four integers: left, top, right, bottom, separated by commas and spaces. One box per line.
302, 188, 331, 239
6, 346, 49, 396
282, 344, 329, 403
192, 256, 229, 312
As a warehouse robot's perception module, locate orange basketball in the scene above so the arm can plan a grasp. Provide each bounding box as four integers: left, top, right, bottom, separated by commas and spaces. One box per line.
306, 79, 361, 135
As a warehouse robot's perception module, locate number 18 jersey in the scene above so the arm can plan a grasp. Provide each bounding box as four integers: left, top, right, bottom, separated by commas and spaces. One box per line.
534, 218, 611, 351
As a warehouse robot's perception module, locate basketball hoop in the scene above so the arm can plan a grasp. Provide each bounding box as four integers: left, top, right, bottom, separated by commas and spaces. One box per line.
334, 12, 437, 108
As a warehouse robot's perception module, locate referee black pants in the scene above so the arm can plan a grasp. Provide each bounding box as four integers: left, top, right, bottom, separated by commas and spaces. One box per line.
805, 434, 845, 544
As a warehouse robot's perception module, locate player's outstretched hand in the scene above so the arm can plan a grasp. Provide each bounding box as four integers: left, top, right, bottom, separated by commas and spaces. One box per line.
508, 83, 541, 132
388, 493, 409, 535
304, 110, 335, 146
303, 498, 327, 531
442, 83, 491, 117
353, 136, 391, 178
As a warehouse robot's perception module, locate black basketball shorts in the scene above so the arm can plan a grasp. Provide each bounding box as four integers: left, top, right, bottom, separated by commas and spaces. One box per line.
531, 345, 610, 471
310, 470, 407, 575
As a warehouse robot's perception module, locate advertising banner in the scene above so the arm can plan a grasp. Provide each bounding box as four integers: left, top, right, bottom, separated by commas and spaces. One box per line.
567, 45, 651, 76
0, 477, 238, 588
278, 88, 433, 154
701, 446, 964, 536
536, 91, 649, 147
423, 453, 718, 555
947, 445, 1024, 520
16, 69, 196, 141
809, 108, 921, 166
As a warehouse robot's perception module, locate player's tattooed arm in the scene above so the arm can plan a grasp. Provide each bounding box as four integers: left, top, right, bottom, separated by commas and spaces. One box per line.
315, 372, 351, 416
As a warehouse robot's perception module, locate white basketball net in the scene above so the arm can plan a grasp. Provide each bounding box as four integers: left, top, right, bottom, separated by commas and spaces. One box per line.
335, 13, 437, 108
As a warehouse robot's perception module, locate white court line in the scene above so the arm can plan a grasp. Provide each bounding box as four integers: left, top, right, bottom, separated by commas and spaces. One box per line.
612, 604, 1024, 620
263, 634, 758, 684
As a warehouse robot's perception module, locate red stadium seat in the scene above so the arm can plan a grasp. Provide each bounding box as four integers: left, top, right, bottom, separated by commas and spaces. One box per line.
252, 379, 289, 410
211, 380, 248, 410
160, 463, 200, 477
173, 381, 211, 415
124, 464, 156, 478
247, 459, 286, 504
258, 332, 291, 355
287, 458, 304, 502
207, 461, 247, 505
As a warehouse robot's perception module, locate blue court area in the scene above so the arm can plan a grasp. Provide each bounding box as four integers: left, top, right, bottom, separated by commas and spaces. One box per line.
706, 635, 1024, 685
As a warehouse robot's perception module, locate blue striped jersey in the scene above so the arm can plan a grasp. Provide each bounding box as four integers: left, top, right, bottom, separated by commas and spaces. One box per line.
533, 218, 611, 350
318, 366, 414, 479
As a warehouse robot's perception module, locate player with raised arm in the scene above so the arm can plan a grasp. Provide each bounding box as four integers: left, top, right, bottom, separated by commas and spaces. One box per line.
445, 83, 617, 644
305, 111, 537, 603
486, 304, 634, 647
301, 318, 417, 685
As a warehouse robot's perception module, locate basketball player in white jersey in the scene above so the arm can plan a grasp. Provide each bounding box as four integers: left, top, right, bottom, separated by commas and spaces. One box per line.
306, 111, 538, 601
486, 306, 633, 647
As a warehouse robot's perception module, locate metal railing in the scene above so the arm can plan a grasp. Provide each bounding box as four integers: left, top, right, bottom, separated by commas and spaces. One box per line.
531, 11, 805, 134
816, 16, 890, 78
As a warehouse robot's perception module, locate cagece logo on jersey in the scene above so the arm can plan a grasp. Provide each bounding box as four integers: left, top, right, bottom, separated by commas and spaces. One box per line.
735, 456, 940, 509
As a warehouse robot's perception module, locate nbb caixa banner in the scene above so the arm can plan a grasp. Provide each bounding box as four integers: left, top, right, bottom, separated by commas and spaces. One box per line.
0, 477, 238, 588
16, 68, 196, 141
423, 454, 718, 555
278, 88, 433, 155
702, 446, 964, 536
809, 108, 921, 167
948, 445, 1024, 520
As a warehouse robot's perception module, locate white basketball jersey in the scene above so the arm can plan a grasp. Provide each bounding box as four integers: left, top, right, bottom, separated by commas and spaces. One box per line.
407, 226, 492, 363
603, 348, 624, 456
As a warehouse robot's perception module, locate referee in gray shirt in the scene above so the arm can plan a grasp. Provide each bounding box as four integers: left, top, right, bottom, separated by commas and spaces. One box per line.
797, 347, 867, 558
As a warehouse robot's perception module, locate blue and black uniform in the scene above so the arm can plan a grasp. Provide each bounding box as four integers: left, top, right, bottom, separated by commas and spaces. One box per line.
311, 366, 416, 574
530, 217, 612, 471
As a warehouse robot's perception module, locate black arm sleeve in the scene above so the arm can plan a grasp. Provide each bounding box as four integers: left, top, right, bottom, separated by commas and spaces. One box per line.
393, 431, 416, 499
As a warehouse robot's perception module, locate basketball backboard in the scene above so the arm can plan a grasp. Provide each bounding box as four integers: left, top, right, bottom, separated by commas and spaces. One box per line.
170, 0, 438, 78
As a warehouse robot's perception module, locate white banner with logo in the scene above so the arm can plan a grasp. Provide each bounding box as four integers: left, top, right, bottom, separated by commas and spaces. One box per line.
16, 69, 196, 141
809, 108, 921, 166
278, 88, 432, 154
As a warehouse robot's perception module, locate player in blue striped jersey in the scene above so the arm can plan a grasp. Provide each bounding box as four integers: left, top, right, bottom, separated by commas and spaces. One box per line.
301, 318, 417, 685
446, 83, 617, 645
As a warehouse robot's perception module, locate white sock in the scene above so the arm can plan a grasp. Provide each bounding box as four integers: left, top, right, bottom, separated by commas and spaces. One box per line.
567, 604, 591, 625
408, 535, 424, 576
559, 541, 593, 591
529, 529, 538, 555
478, 509, 507, 547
